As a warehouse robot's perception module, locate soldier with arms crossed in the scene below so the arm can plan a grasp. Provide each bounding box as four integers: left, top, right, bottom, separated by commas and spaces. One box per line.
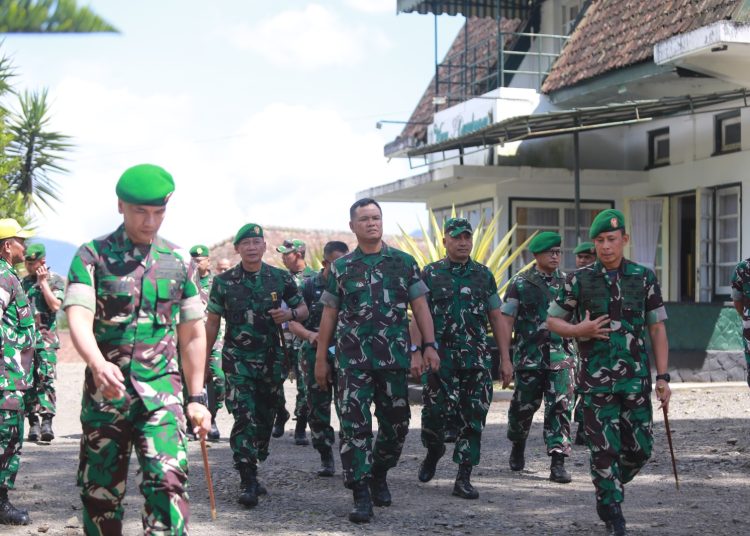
64, 164, 211, 535
547, 209, 671, 536
315, 198, 439, 523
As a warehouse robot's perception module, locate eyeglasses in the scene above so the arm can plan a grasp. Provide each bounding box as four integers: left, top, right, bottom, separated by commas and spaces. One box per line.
545, 249, 562, 256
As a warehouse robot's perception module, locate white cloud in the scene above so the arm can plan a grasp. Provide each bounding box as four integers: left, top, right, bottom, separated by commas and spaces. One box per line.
343, 0, 394, 14
230, 3, 391, 69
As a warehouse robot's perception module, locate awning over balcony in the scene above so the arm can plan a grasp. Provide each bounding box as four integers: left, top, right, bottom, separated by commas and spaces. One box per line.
396, 0, 539, 19
405, 88, 749, 159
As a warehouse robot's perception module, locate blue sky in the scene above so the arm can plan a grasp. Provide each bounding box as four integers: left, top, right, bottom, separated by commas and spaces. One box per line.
2, 0, 464, 248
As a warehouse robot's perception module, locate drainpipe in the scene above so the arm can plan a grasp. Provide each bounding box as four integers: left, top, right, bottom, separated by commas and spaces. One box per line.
574, 131, 581, 243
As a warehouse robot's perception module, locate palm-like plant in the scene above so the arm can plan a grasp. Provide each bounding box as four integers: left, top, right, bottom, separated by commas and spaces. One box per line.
7, 88, 72, 211
395, 206, 536, 295
0, 0, 117, 33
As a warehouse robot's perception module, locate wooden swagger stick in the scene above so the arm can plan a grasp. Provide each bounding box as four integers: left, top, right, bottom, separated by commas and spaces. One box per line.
193, 413, 218, 519
656, 386, 679, 491
271, 291, 292, 371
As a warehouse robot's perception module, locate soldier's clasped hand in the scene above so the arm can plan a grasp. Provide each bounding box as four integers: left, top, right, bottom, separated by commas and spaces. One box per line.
576, 311, 611, 340
268, 307, 290, 324
91, 360, 126, 400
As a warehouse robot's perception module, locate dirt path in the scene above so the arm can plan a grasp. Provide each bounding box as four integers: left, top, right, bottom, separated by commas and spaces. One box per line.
6, 335, 750, 535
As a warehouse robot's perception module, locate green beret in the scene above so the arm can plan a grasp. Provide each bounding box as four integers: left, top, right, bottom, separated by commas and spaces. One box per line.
589, 209, 625, 239
116, 164, 175, 206
24, 243, 46, 261
529, 231, 561, 254
444, 217, 473, 237
276, 238, 305, 254
234, 223, 264, 244
190, 244, 209, 258
573, 242, 596, 255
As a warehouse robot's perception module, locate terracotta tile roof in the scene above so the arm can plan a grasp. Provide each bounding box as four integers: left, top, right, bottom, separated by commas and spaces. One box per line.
542, 0, 749, 94
400, 16, 521, 144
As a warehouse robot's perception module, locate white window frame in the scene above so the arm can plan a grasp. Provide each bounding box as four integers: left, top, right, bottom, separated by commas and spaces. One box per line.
714, 185, 741, 297
715, 111, 742, 154
432, 199, 494, 237
561, 0, 584, 34
649, 129, 670, 167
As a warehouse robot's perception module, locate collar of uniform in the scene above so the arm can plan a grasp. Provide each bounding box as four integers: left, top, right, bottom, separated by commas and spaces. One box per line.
522, 265, 562, 287
443, 256, 475, 271
350, 241, 391, 261
0, 257, 15, 275
233, 261, 270, 281
109, 223, 168, 254
592, 258, 634, 276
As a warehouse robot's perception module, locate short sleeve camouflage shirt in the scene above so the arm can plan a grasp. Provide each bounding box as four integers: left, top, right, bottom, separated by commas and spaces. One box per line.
501, 267, 575, 371
63, 224, 203, 410
207, 261, 302, 378
547, 258, 667, 394
320, 243, 428, 370
422, 257, 500, 370
22, 270, 65, 350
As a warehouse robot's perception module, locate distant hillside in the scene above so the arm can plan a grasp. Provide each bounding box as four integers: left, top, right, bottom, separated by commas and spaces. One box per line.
30, 237, 79, 275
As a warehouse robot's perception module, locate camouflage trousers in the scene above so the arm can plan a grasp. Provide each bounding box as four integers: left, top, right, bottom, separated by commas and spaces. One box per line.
225, 372, 283, 468
583, 392, 653, 505
78, 392, 189, 536
206, 348, 226, 414
338, 368, 410, 487
507, 368, 574, 456
0, 391, 24, 489
300, 344, 340, 451
274, 347, 309, 421
421, 367, 492, 466
23, 348, 57, 417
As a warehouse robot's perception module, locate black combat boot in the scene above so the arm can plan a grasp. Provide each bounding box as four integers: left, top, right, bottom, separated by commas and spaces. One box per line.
509, 440, 525, 471
596, 501, 613, 533
40, 416, 54, 442
0, 488, 30, 526
549, 453, 572, 483
349, 480, 373, 523
27, 414, 40, 442
369, 468, 392, 507
452, 464, 479, 499
418, 444, 445, 482
207, 417, 220, 442
574, 423, 585, 446
294, 416, 309, 446
600, 502, 627, 536
238, 465, 260, 507
317, 446, 335, 477
272, 409, 289, 438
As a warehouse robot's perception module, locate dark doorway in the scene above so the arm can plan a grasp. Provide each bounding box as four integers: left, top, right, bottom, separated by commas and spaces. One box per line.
679, 194, 696, 301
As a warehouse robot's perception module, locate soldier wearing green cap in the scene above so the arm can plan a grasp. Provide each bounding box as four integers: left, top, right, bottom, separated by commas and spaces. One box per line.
189, 244, 224, 441
411, 217, 509, 500
731, 257, 750, 389
500, 230, 576, 484
21, 243, 65, 443
315, 198, 439, 523
547, 208, 671, 536
273, 238, 316, 445
63, 164, 211, 535
205, 223, 309, 508
0, 218, 36, 526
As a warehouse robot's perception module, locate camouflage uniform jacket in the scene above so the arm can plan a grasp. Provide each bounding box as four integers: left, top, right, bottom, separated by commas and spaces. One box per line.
731, 258, 750, 316
422, 257, 501, 370
301, 270, 326, 333
63, 224, 204, 411
206, 261, 302, 379
22, 271, 65, 350
501, 267, 574, 371
292, 265, 316, 289
547, 258, 667, 394
320, 242, 427, 370
0, 257, 36, 408
197, 271, 213, 312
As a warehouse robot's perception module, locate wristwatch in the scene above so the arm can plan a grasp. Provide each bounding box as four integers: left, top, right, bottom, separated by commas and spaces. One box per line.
655, 373, 671, 383
290, 308, 297, 321
422, 341, 439, 351
409, 344, 420, 353
187, 394, 207, 405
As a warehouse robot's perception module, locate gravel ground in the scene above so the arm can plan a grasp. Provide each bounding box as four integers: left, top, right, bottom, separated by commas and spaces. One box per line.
4, 339, 750, 535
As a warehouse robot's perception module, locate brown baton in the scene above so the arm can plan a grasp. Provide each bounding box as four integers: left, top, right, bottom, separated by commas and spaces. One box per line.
656, 386, 680, 491
270, 291, 292, 370
193, 413, 218, 519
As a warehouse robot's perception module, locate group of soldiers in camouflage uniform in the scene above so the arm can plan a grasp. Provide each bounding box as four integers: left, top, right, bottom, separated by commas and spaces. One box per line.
2, 162, 749, 535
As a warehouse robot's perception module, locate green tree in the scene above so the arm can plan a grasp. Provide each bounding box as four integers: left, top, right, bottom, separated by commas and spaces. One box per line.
0, 0, 117, 33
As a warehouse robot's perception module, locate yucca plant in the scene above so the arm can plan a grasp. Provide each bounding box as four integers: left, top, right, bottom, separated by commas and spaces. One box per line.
395, 205, 536, 295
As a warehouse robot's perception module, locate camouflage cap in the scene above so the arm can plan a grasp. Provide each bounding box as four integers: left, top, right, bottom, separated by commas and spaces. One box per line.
24, 243, 46, 261
0, 218, 34, 240
189, 244, 209, 258
589, 209, 625, 239
444, 217, 473, 237
573, 241, 596, 255
529, 231, 561, 254
234, 223, 263, 244
276, 238, 305, 254
116, 164, 175, 206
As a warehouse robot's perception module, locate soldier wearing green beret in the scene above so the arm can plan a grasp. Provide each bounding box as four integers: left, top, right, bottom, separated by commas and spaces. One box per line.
547, 209, 671, 536
63, 164, 211, 535
273, 238, 316, 445
21, 243, 65, 444
189, 244, 224, 441
205, 223, 309, 508
0, 218, 36, 526
411, 217, 510, 499
500, 231, 575, 483
315, 198, 439, 523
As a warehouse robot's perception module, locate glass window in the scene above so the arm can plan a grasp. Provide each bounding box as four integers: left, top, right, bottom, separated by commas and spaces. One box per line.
431, 199, 494, 238
648, 128, 670, 167
715, 110, 742, 154
715, 186, 741, 296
